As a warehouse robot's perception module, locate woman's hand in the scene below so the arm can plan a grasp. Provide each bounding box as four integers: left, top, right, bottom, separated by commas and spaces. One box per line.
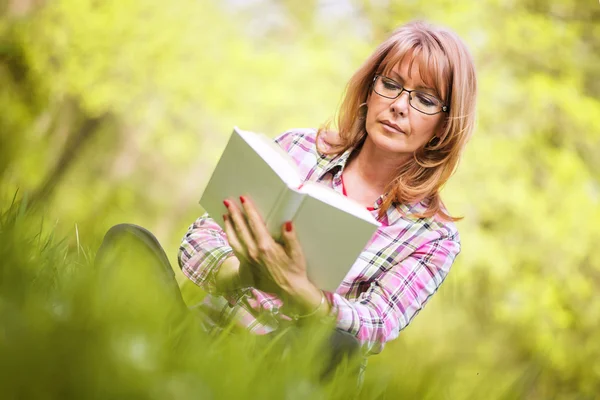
222, 196, 325, 315
222, 196, 307, 294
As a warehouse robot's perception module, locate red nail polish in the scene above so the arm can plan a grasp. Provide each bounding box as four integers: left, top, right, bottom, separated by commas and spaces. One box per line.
223, 200, 230, 208
223, 214, 228, 221
240, 196, 246, 204
285, 221, 293, 232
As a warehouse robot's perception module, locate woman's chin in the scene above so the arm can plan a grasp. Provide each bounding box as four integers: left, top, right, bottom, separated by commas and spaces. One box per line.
366, 132, 413, 158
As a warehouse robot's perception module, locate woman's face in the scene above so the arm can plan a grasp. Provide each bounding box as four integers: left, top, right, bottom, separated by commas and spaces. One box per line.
364, 56, 446, 162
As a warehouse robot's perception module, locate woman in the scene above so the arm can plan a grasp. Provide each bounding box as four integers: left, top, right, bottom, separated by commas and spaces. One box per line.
99, 20, 477, 378
178, 20, 477, 359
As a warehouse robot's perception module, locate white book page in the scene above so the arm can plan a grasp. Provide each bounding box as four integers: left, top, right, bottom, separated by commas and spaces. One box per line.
292, 192, 379, 291
298, 181, 378, 224
200, 127, 301, 237
235, 127, 302, 189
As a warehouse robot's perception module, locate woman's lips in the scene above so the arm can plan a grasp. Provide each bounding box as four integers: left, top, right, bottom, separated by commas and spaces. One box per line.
380, 121, 405, 135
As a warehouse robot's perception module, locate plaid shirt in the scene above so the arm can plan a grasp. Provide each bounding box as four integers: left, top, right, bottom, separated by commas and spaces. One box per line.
178, 128, 460, 356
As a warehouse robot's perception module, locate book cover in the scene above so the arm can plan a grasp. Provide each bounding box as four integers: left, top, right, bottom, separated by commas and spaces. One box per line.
200, 127, 380, 291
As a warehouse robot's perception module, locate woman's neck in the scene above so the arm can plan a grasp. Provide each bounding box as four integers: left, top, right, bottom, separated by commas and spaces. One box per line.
345, 138, 408, 194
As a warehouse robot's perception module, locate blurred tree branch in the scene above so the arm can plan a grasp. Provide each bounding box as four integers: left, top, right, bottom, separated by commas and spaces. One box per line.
29, 101, 112, 207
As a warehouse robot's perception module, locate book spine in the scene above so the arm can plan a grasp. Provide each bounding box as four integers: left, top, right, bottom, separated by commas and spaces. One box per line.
266, 188, 305, 240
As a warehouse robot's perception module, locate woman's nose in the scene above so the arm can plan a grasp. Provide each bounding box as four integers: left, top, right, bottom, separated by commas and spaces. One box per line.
390, 90, 410, 115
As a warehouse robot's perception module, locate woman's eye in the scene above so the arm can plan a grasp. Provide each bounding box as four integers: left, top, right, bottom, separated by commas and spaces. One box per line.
416, 93, 436, 107
382, 80, 399, 90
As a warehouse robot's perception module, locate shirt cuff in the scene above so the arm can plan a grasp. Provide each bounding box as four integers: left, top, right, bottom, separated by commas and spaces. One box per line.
327, 291, 360, 336
323, 290, 343, 322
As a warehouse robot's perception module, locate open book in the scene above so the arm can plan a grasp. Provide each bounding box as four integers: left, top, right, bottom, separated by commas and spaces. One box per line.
199, 127, 380, 292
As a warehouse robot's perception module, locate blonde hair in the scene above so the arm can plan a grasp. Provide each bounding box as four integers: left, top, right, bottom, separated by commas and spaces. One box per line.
317, 21, 477, 221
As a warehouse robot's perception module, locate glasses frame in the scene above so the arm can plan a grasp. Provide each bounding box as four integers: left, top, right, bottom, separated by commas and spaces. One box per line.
372, 75, 449, 115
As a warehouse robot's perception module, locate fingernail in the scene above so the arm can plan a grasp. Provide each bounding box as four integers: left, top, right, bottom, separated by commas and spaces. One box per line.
240, 196, 246, 204
285, 221, 293, 232
223, 200, 230, 208
223, 214, 228, 222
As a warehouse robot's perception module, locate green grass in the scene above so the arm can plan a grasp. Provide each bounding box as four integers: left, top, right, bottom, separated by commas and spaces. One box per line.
0, 198, 579, 399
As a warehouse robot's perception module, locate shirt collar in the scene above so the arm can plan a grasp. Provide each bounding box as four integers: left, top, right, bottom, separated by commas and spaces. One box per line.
385, 200, 428, 226
317, 147, 354, 181
316, 146, 429, 225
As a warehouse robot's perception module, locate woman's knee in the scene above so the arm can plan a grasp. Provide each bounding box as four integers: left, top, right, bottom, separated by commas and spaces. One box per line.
97, 223, 166, 265
100, 224, 166, 255
103, 223, 149, 243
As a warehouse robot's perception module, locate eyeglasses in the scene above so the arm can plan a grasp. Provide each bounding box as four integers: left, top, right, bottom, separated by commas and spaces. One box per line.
372, 75, 449, 115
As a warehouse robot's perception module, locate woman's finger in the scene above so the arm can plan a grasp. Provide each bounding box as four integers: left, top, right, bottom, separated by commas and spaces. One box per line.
239, 196, 274, 251
281, 220, 304, 263
222, 213, 246, 257
224, 198, 259, 260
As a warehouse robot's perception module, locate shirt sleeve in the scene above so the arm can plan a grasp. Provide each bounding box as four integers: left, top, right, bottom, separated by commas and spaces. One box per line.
273, 129, 298, 150
177, 213, 234, 293
273, 128, 318, 152
327, 236, 460, 355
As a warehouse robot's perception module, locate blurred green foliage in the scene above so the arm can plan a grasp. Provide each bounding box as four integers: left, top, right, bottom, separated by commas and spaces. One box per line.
1, 0, 599, 398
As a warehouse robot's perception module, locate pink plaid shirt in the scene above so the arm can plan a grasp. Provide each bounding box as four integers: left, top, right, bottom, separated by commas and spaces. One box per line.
178, 128, 460, 356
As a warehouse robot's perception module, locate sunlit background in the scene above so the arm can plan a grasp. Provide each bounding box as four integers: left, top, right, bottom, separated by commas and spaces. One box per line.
1, 0, 599, 398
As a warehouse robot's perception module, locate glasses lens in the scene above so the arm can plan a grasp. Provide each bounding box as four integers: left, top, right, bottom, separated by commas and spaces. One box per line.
374, 76, 401, 98
411, 92, 442, 114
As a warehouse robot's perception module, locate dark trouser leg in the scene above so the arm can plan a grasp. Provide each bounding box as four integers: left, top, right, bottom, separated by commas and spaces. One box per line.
321, 329, 361, 381
94, 223, 189, 318
263, 326, 361, 381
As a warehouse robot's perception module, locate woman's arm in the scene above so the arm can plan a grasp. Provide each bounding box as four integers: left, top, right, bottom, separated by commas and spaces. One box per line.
178, 213, 250, 294
329, 236, 460, 355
